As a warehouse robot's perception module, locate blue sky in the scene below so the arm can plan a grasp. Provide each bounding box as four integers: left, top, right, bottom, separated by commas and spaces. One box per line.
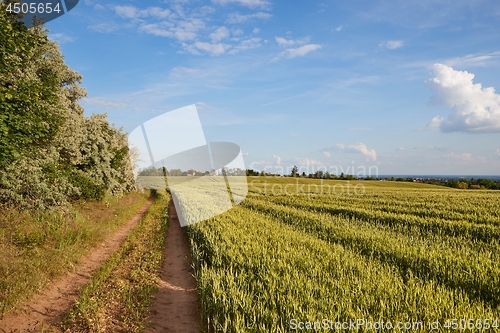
44, 0, 500, 175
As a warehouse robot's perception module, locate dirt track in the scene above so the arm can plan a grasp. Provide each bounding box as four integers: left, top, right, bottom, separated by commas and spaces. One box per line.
146, 200, 200, 332
0, 198, 154, 333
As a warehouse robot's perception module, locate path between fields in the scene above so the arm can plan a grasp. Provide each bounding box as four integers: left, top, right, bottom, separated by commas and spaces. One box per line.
0, 197, 154, 333
147, 200, 200, 333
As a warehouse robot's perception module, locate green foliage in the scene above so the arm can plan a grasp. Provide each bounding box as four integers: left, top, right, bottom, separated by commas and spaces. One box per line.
67, 170, 106, 201
0, 1, 63, 167
0, 5, 137, 208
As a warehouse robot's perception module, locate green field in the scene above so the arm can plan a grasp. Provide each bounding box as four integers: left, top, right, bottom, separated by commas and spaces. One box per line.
186, 177, 500, 332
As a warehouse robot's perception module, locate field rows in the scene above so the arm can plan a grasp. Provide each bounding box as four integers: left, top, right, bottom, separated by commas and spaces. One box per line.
188, 179, 500, 332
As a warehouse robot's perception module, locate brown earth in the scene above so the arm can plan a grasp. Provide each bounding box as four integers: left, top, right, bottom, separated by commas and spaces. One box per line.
146, 200, 201, 333
0, 197, 154, 333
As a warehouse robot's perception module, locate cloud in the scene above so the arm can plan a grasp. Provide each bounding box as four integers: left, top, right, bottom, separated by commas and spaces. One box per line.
290, 133, 300, 137
428, 116, 443, 128
294, 157, 324, 166
272, 44, 322, 62
275, 36, 309, 47
194, 102, 221, 113
253, 28, 260, 33
443, 51, 500, 67
397, 147, 405, 151
191, 42, 232, 56
212, 0, 271, 9
379, 40, 404, 49
228, 38, 262, 54
139, 18, 205, 41
82, 97, 127, 109
113, 5, 172, 19
210, 26, 230, 42
444, 152, 474, 163
323, 151, 331, 157
335, 25, 342, 32
226, 12, 272, 23
426, 64, 500, 133
273, 155, 282, 164
336, 143, 377, 161
49, 33, 75, 44
495, 149, 500, 156
88, 22, 119, 33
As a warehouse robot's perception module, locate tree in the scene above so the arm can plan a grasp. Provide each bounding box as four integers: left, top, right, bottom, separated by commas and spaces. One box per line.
290, 165, 298, 177
0, 4, 137, 208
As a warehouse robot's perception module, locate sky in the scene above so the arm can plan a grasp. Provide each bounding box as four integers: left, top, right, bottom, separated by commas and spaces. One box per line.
41, 0, 500, 176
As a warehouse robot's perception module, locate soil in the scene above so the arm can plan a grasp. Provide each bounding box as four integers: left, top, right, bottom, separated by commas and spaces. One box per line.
146, 200, 201, 333
0, 197, 154, 333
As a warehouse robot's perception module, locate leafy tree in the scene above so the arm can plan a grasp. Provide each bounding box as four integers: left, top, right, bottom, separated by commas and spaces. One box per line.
0, 5, 137, 208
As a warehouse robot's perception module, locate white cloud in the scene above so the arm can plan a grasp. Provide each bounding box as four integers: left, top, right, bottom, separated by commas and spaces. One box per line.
242, 152, 250, 156
379, 40, 404, 49
323, 151, 332, 157
272, 44, 322, 62
253, 27, 260, 33
444, 51, 500, 67
49, 33, 75, 44
212, 0, 271, 9
428, 116, 443, 128
275, 36, 310, 47
210, 26, 230, 42
227, 12, 272, 23
294, 157, 324, 166
228, 38, 261, 54
336, 143, 377, 161
444, 152, 474, 163
195, 102, 220, 113
139, 18, 205, 41
290, 133, 300, 137
88, 22, 119, 33
495, 149, 500, 156
82, 97, 127, 109
273, 155, 282, 164
426, 63, 500, 133
193, 42, 232, 56
335, 25, 342, 32
397, 147, 405, 151
113, 5, 173, 19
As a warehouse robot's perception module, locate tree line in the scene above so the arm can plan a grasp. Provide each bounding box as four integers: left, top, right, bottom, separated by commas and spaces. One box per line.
0, 2, 137, 209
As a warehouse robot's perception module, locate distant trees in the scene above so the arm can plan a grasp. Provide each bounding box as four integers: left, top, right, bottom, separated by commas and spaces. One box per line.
444, 178, 499, 190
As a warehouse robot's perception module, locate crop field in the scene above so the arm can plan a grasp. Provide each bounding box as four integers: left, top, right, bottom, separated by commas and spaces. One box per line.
186, 177, 500, 332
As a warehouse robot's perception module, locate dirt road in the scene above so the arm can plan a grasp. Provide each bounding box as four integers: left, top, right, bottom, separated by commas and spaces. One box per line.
0, 198, 154, 333
146, 200, 200, 332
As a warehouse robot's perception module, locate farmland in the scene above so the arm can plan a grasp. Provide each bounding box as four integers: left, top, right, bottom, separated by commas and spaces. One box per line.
186, 177, 500, 332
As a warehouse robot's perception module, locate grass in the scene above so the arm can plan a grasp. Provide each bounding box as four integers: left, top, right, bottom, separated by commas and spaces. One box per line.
0, 191, 150, 317
56, 189, 170, 332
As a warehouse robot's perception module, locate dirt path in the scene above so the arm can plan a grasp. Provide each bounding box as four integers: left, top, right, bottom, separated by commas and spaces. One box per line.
0, 197, 154, 333
147, 200, 200, 333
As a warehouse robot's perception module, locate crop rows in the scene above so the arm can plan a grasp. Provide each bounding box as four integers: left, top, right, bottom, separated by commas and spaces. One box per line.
187, 179, 500, 332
